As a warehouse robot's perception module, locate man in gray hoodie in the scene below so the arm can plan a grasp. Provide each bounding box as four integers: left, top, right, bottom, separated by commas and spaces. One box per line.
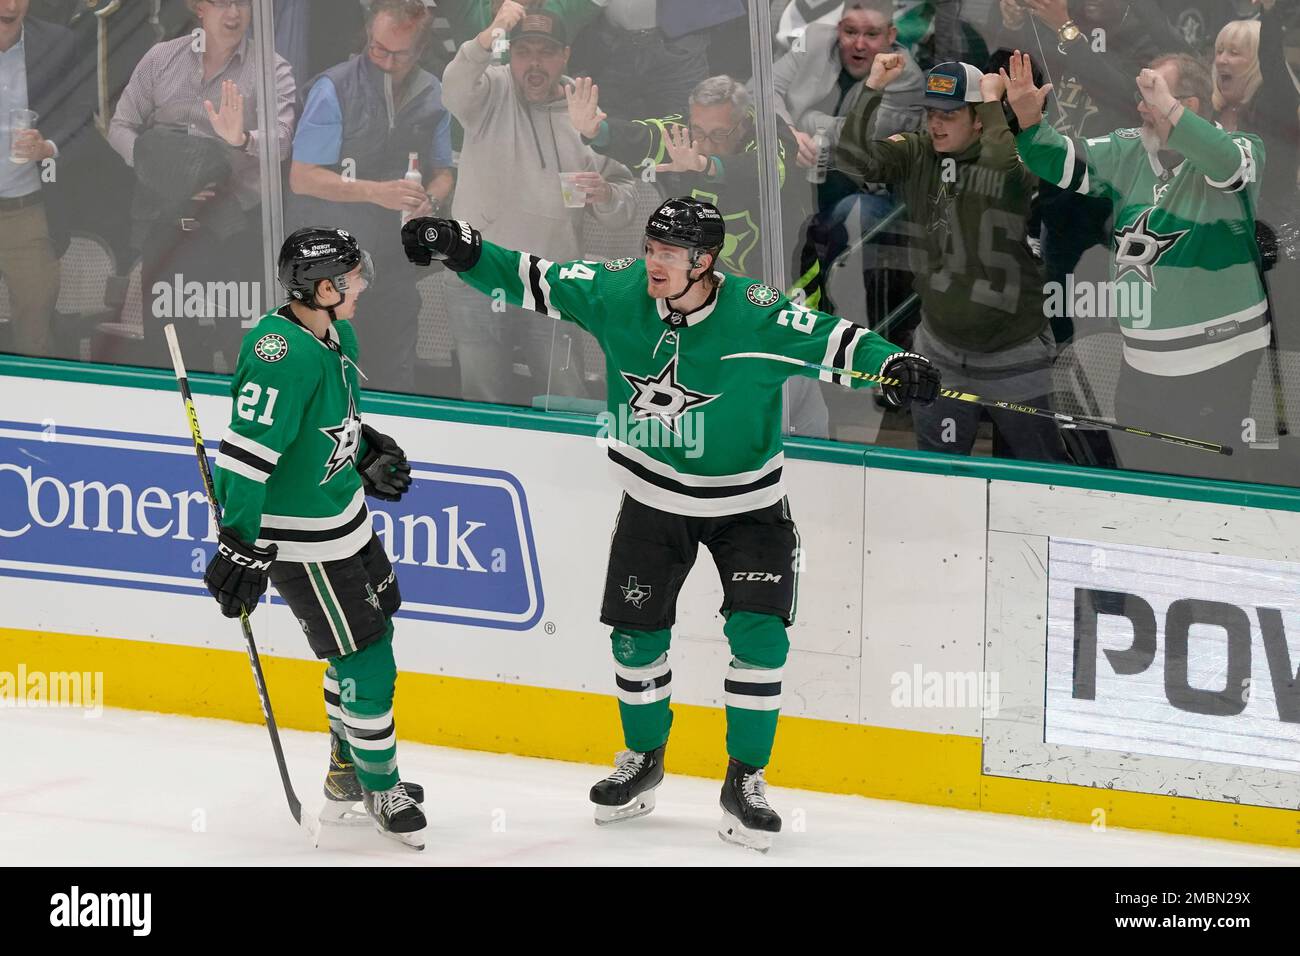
772, 0, 926, 319
441, 2, 636, 405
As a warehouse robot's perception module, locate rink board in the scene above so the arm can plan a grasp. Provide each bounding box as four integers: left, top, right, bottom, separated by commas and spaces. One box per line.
2, 359, 1298, 849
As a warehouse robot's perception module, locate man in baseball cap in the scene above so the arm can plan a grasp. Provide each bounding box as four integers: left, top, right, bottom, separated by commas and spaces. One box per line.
511, 12, 570, 103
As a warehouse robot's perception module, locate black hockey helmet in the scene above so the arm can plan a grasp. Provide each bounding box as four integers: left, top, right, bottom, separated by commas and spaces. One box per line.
277, 227, 374, 309
645, 197, 725, 256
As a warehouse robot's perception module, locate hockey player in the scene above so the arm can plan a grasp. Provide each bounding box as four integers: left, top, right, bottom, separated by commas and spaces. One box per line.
401, 199, 941, 850
203, 227, 426, 850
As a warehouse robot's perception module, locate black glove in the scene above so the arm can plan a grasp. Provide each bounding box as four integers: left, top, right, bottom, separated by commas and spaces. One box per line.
358, 424, 412, 501
204, 528, 276, 618
879, 351, 941, 409
401, 217, 482, 272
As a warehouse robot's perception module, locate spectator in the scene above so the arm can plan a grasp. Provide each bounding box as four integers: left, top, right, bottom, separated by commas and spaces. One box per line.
835, 58, 1069, 462
1009, 51, 1268, 481
568, 0, 744, 121
1159, 0, 1237, 55
441, 3, 635, 405
772, 0, 926, 317
288, 0, 455, 394
0, 0, 92, 359
108, 0, 295, 372
440, 0, 602, 48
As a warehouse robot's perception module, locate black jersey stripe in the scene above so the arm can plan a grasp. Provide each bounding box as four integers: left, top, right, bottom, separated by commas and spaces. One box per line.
217, 439, 275, 476
346, 723, 395, 741
260, 502, 368, 543
723, 678, 782, 696
527, 255, 549, 317
831, 323, 862, 386
607, 448, 783, 499
615, 672, 672, 694
324, 689, 341, 708
1122, 314, 1267, 352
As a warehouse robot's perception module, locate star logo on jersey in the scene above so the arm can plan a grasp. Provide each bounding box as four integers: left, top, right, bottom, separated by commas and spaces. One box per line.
319, 393, 362, 484
620, 355, 720, 435
746, 283, 780, 307
254, 333, 288, 363
1113, 207, 1188, 288
621, 576, 652, 609
364, 583, 380, 611
603, 257, 635, 271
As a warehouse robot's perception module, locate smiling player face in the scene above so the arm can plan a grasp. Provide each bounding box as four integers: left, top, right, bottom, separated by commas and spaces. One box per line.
644, 239, 706, 299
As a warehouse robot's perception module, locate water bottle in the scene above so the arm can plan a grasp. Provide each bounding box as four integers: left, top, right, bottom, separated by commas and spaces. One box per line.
400, 152, 422, 225
807, 126, 829, 185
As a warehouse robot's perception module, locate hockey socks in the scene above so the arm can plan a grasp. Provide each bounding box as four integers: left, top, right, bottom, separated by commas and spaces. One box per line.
610, 627, 673, 753
722, 612, 787, 768
329, 626, 400, 792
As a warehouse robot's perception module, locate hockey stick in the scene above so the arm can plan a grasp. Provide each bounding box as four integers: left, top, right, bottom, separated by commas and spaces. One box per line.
722, 351, 1232, 456
163, 324, 321, 846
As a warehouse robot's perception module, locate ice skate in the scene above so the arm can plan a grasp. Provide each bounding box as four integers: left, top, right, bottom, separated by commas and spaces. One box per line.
362, 782, 426, 850
589, 745, 665, 825
321, 733, 424, 827
718, 758, 781, 853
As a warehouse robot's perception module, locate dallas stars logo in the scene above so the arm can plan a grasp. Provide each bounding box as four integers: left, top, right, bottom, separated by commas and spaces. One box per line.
364, 583, 380, 611
1114, 207, 1188, 288
319, 393, 362, 484
621, 576, 652, 609
254, 333, 288, 363
620, 355, 719, 434
604, 257, 635, 271
746, 283, 780, 307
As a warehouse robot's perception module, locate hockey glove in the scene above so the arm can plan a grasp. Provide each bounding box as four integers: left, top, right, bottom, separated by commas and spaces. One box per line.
879, 351, 941, 409
401, 217, 482, 272
204, 528, 277, 618
358, 424, 412, 502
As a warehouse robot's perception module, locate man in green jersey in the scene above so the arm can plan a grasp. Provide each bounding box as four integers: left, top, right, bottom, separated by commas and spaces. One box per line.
1006, 50, 1267, 480
401, 198, 941, 851
203, 227, 426, 849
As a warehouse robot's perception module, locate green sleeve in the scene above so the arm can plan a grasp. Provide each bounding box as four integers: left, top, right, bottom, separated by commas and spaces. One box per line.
596, 116, 679, 169
456, 239, 611, 337
1167, 111, 1263, 198
213, 348, 311, 544
1015, 121, 1121, 202
833, 88, 920, 187
750, 292, 903, 391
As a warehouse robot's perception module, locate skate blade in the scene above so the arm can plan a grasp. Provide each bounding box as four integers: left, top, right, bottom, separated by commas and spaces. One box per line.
593, 788, 657, 826
319, 799, 372, 827
718, 810, 775, 853
374, 823, 426, 851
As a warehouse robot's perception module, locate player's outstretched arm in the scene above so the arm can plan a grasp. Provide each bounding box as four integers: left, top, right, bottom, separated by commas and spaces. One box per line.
401, 216, 609, 335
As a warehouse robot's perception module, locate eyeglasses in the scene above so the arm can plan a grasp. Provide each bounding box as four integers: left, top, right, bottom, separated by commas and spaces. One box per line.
687, 119, 744, 146
203, 0, 253, 11
368, 41, 418, 63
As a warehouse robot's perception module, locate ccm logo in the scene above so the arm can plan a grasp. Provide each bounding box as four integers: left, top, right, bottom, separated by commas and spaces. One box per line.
1073, 588, 1300, 722
732, 572, 782, 582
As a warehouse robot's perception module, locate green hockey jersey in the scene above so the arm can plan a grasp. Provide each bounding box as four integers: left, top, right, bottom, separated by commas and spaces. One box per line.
213, 307, 371, 561
1016, 112, 1268, 376
456, 240, 904, 517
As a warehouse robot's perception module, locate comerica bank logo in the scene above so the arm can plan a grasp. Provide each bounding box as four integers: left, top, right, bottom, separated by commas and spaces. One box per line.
0, 420, 543, 630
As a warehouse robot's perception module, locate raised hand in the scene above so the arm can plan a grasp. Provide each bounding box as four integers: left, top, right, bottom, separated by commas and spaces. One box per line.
566, 76, 606, 139
655, 124, 708, 174
204, 79, 246, 148
1001, 50, 1052, 130
866, 52, 906, 91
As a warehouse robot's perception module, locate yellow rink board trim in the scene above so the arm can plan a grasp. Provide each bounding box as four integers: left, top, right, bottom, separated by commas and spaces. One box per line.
5, 628, 1298, 849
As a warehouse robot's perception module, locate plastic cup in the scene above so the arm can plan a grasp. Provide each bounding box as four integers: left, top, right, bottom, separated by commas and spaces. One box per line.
559, 172, 587, 208
9, 109, 37, 165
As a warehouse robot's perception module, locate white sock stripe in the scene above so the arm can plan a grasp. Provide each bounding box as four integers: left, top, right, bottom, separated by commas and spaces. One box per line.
724, 692, 783, 711
726, 665, 783, 684
323, 674, 340, 694
341, 710, 394, 731
616, 684, 673, 705
614, 659, 671, 682
324, 702, 344, 720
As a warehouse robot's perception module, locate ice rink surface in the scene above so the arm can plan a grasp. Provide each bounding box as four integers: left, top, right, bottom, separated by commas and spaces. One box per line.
3, 707, 1296, 866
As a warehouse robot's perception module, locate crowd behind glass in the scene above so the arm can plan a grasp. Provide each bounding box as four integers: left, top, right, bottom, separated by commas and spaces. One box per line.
2, 0, 1296, 486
